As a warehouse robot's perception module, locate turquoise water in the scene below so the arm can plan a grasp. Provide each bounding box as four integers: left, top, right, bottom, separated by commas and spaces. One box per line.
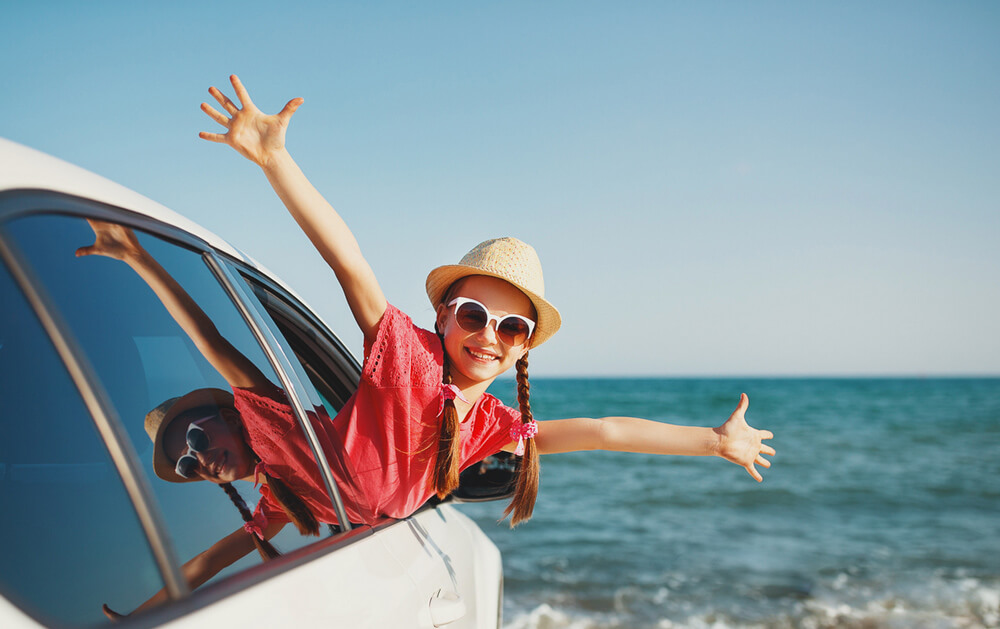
458, 378, 1000, 628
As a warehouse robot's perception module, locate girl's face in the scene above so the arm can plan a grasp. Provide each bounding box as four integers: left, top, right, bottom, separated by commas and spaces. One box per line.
436, 275, 536, 389
163, 408, 256, 483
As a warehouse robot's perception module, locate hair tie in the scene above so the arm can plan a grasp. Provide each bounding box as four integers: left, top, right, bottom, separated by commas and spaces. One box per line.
509, 420, 538, 456
243, 510, 268, 539
252, 461, 273, 488
438, 383, 470, 416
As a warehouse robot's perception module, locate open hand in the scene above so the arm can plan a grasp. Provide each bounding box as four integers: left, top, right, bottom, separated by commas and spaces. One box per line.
715, 393, 775, 482
199, 74, 303, 167
75, 219, 143, 262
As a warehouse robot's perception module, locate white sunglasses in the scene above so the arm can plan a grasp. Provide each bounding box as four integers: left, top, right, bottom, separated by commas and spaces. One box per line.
447, 297, 536, 346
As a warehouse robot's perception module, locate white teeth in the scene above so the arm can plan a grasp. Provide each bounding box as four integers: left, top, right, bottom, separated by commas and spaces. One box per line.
468, 349, 497, 361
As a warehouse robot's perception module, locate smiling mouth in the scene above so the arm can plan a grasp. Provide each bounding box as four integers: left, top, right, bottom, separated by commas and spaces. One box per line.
466, 348, 499, 362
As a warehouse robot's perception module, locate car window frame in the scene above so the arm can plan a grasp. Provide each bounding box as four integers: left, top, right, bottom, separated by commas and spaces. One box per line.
204, 254, 355, 531
0, 189, 376, 624
235, 266, 361, 408
0, 190, 190, 603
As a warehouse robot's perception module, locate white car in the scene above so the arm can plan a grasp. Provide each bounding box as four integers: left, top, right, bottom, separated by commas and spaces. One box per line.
0, 138, 510, 628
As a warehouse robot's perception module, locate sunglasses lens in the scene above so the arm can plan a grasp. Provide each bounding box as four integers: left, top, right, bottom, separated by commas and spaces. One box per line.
175, 454, 199, 479
455, 301, 489, 332
497, 317, 531, 346
186, 424, 210, 452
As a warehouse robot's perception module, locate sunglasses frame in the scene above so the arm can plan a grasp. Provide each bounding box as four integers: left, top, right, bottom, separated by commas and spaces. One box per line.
174, 414, 215, 479
447, 297, 536, 346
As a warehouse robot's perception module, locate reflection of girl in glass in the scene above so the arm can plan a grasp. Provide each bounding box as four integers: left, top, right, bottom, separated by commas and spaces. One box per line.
79, 221, 349, 617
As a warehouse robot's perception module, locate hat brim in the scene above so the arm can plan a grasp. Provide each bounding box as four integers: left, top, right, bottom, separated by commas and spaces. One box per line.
426, 265, 561, 347
150, 388, 235, 484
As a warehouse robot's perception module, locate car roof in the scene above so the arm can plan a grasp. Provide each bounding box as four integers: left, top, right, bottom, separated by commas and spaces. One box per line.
0, 137, 330, 328
0, 136, 247, 262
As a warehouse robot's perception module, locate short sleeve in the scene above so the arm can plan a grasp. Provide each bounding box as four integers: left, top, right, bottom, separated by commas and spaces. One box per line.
232, 382, 297, 446
362, 303, 443, 389
461, 394, 522, 466
483, 404, 521, 455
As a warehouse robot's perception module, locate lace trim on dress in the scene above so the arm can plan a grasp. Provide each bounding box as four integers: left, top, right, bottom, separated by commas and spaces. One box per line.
234, 384, 295, 444
364, 304, 445, 389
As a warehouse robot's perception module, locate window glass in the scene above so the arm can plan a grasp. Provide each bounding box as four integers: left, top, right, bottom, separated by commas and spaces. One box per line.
0, 254, 160, 626
238, 274, 377, 525
2, 213, 341, 617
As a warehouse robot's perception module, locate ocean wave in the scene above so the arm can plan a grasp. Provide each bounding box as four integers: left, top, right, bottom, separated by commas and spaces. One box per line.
502, 573, 1000, 629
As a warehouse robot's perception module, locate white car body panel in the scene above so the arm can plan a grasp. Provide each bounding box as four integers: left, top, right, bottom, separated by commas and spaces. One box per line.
0, 138, 312, 328
0, 138, 243, 261
0, 507, 500, 628
158, 507, 499, 629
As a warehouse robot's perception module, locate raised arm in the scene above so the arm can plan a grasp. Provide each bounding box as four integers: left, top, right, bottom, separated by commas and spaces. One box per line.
199, 75, 386, 343
519, 393, 775, 482
76, 220, 270, 390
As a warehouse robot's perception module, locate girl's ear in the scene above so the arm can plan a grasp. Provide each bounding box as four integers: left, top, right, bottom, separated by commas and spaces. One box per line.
435, 303, 449, 334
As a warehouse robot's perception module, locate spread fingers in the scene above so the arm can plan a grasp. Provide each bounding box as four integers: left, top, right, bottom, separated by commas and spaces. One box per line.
200, 102, 229, 127
209, 86, 239, 114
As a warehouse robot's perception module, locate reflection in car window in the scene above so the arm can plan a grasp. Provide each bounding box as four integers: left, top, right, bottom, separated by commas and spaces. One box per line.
239, 275, 376, 524
2, 214, 338, 618
0, 255, 162, 626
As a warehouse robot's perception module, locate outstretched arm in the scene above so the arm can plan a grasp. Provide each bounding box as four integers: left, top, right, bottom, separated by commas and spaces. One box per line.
103, 521, 286, 619
76, 219, 270, 390
513, 393, 775, 482
199, 75, 386, 343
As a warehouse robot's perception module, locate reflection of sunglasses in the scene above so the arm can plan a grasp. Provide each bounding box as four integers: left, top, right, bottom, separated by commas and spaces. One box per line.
448, 297, 535, 346
175, 417, 212, 479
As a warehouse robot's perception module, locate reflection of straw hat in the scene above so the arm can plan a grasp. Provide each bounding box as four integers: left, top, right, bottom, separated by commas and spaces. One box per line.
145, 388, 235, 484
425, 237, 561, 347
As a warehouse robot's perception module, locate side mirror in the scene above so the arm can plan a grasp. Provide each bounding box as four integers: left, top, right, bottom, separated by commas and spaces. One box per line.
449, 452, 517, 502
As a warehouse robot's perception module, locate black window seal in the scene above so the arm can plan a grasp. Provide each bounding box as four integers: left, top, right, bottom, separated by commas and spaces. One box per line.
235, 263, 362, 383
204, 254, 354, 531
237, 268, 361, 404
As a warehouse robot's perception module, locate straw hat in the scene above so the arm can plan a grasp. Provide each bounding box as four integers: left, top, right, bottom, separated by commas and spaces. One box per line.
425, 237, 561, 347
144, 388, 235, 483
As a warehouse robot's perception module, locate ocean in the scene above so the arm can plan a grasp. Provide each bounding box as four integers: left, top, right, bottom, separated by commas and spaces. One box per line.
456, 378, 1000, 629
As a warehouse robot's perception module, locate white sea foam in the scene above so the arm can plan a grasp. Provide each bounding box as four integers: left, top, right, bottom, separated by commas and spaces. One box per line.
504, 603, 615, 629
503, 574, 1000, 629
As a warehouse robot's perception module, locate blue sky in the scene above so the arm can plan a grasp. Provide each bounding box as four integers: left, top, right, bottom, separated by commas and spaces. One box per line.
3, 1, 998, 376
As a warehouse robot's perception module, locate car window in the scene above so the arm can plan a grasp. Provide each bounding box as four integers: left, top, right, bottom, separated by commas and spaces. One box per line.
0, 212, 343, 620
0, 252, 162, 627
236, 272, 378, 525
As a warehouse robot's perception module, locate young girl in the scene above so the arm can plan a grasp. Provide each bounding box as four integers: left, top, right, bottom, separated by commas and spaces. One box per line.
100, 75, 774, 619
101, 75, 774, 617
197, 74, 775, 527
